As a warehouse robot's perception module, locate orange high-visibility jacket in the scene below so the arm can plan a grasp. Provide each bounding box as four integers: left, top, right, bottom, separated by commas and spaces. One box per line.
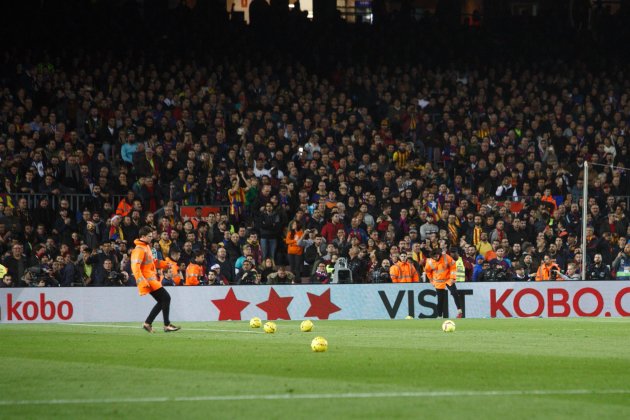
165, 257, 183, 285
389, 261, 420, 283
131, 239, 170, 295
424, 254, 456, 289
535, 262, 561, 281
116, 199, 133, 217
185, 263, 205, 286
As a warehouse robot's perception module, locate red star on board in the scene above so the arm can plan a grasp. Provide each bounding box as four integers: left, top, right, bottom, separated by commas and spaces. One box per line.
257, 288, 293, 320
211, 288, 250, 320
304, 288, 341, 320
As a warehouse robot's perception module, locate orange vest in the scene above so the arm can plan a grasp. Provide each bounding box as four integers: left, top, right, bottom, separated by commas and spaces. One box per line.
185, 263, 205, 286
165, 257, 183, 285
116, 199, 133, 217
541, 195, 557, 211
535, 262, 561, 281
424, 254, 456, 289
389, 261, 420, 283
131, 239, 169, 295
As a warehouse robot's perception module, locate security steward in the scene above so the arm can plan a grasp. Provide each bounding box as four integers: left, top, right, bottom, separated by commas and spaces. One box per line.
164, 246, 183, 286
389, 252, 420, 283
131, 226, 181, 333
185, 250, 206, 286
424, 247, 464, 318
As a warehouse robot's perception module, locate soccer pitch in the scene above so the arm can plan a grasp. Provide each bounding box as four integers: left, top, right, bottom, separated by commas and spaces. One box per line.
1, 319, 629, 419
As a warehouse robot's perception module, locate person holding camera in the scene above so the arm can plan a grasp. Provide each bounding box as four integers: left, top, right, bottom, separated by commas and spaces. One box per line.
92, 258, 128, 286
235, 259, 259, 285
535, 254, 562, 281
371, 259, 393, 283
21, 264, 60, 287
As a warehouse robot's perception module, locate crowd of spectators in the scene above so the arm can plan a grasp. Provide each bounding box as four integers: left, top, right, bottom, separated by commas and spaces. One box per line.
1, 5, 630, 289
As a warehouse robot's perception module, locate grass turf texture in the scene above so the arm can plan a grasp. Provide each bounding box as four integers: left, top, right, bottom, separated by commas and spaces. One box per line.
1, 319, 629, 419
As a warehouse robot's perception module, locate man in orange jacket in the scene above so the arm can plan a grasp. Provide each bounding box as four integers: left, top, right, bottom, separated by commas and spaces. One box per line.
424, 247, 463, 318
535, 254, 561, 281
115, 191, 135, 217
131, 226, 180, 333
389, 252, 420, 283
164, 246, 183, 286
185, 250, 206, 286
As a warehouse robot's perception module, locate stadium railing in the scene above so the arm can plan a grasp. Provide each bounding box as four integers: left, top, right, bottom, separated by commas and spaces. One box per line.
11, 192, 127, 213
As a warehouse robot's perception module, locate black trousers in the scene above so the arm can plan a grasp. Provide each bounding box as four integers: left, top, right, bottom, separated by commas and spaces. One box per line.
288, 254, 303, 279
146, 287, 171, 325
436, 283, 462, 317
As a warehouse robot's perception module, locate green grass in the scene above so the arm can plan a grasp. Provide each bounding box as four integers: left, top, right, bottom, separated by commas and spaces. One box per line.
1, 319, 630, 419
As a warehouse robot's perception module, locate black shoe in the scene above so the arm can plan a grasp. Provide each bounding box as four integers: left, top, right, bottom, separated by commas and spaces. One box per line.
164, 324, 181, 332
142, 323, 154, 333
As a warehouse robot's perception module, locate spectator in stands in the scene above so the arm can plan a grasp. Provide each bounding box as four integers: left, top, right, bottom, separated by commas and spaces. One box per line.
557, 262, 582, 281
267, 265, 296, 284
612, 243, 630, 280
258, 258, 276, 284
301, 232, 326, 275
1, 15, 630, 291
2, 244, 33, 281
311, 262, 331, 284
586, 253, 612, 280
285, 221, 305, 278
0, 272, 14, 288
511, 264, 528, 281
215, 247, 234, 284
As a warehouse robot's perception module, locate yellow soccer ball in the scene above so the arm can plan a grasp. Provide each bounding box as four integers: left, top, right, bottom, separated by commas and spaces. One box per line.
405, 315, 414, 319
249, 317, 262, 328
263, 321, 277, 334
311, 336, 328, 352
442, 320, 456, 332
300, 320, 314, 332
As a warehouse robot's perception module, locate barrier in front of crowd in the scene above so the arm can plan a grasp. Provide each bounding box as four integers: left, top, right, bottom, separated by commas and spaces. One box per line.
10, 193, 127, 213
1, 282, 629, 323
9, 192, 630, 216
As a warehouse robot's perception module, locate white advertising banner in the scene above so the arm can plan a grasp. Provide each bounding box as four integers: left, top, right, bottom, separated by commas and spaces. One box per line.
1, 282, 630, 323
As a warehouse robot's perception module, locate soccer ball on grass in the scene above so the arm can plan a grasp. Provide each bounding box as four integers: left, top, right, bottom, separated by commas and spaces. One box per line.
263, 321, 277, 334
311, 336, 328, 352
300, 320, 314, 332
442, 320, 456, 332
250, 317, 262, 328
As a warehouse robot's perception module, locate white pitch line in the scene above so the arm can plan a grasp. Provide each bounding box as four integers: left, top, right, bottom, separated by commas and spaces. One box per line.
64, 323, 262, 334
1, 389, 629, 406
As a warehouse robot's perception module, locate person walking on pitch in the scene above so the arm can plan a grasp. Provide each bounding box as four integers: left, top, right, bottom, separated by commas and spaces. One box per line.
424, 247, 464, 318
131, 226, 181, 333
